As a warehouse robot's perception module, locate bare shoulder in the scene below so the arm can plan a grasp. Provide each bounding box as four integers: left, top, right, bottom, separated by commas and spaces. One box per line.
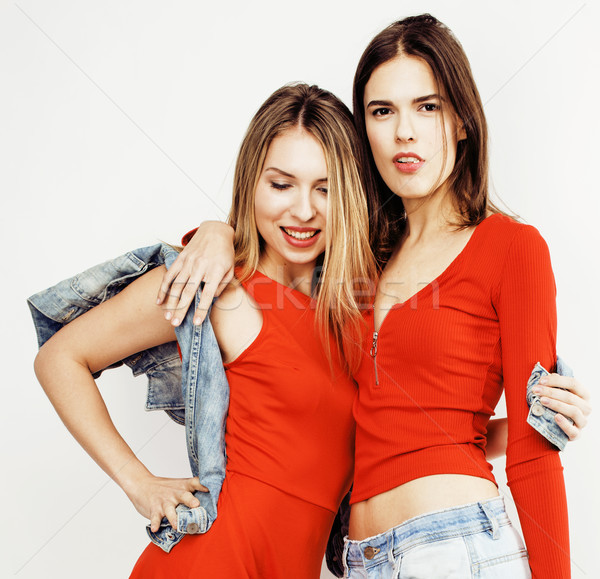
210, 278, 263, 364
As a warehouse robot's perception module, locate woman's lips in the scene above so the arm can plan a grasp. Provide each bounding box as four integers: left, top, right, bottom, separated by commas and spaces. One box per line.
280, 227, 321, 248
394, 153, 424, 174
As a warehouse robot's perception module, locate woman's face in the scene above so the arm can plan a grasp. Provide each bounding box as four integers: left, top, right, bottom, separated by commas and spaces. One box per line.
363, 55, 465, 202
254, 127, 328, 270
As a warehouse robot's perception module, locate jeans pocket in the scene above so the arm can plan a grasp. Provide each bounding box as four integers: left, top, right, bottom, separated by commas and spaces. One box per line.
466, 525, 531, 579
399, 537, 471, 578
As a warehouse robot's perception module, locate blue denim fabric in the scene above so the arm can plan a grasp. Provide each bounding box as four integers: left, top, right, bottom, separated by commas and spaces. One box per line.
526, 357, 572, 451
27, 243, 228, 553
342, 497, 530, 578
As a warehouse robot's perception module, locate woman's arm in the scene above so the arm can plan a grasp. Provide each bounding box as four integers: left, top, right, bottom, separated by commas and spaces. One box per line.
486, 419, 508, 460
496, 225, 569, 578
34, 266, 206, 532
157, 221, 235, 326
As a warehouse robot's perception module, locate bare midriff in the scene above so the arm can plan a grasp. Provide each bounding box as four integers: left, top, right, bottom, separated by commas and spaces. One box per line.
348, 474, 499, 540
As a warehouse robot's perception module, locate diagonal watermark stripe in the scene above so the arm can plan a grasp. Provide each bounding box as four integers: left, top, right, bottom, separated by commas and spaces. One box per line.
14, 3, 228, 219
14, 417, 174, 575
483, 3, 586, 107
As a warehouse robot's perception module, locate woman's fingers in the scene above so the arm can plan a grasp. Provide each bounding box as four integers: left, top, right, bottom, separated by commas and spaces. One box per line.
150, 512, 162, 534
554, 413, 580, 441
534, 374, 591, 440
189, 477, 209, 493
159, 258, 199, 325
131, 475, 208, 533
159, 221, 236, 325
539, 394, 587, 432
192, 266, 235, 325
193, 276, 225, 326
539, 374, 592, 403
535, 376, 592, 423
180, 490, 201, 509
164, 504, 178, 531
158, 259, 234, 326
163, 273, 202, 325
178, 477, 207, 508
214, 267, 235, 298
156, 260, 181, 305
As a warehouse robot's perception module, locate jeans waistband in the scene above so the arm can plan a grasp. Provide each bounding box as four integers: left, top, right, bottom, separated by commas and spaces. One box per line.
344, 496, 508, 569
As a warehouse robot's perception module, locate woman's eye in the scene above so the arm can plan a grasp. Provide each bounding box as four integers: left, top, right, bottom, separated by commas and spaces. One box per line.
372, 107, 392, 117
270, 182, 291, 190
317, 187, 328, 195
420, 103, 440, 112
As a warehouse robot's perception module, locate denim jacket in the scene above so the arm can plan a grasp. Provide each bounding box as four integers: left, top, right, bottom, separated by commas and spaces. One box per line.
27, 243, 227, 553
27, 243, 571, 574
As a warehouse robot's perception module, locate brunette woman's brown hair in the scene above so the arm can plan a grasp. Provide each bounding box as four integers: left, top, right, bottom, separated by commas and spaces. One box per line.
229, 83, 377, 372
353, 14, 499, 263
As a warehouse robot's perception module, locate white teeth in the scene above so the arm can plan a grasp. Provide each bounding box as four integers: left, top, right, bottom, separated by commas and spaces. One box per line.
396, 157, 421, 163
283, 228, 317, 240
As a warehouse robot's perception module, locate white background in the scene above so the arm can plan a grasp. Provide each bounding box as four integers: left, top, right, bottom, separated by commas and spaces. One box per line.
2, 1, 599, 577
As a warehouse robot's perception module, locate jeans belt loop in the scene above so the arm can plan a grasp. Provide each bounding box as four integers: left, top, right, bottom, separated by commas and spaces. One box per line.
342, 538, 351, 578
387, 533, 396, 564
480, 501, 500, 539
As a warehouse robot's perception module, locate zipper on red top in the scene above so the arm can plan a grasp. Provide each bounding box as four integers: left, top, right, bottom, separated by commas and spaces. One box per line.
370, 331, 379, 386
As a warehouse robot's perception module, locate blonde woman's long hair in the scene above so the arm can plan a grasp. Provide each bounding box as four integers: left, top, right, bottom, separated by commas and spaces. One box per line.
228, 83, 377, 373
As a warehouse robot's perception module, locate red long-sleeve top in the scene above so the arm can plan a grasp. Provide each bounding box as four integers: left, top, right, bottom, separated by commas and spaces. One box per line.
352, 213, 569, 578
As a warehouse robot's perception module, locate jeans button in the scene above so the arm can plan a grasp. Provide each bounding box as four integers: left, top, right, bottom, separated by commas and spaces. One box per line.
187, 523, 199, 533
363, 546, 380, 560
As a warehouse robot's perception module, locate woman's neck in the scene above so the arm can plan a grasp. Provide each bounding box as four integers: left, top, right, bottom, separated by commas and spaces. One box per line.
257, 253, 315, 296
401, 189, 460, 245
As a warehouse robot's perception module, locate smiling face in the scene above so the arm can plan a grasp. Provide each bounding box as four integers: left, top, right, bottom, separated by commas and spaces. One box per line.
364, 55, 465, 205
254, 127, 328, 276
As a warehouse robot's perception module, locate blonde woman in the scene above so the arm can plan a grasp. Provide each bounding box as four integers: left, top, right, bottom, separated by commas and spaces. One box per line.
33, 83, 376, 578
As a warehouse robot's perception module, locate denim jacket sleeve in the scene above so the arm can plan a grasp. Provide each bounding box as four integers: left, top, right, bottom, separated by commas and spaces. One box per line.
147, 246, 229, 552
27, 243, 186, 424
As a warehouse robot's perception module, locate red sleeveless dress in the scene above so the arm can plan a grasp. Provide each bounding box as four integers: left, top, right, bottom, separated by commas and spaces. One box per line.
130, 271, 356, 578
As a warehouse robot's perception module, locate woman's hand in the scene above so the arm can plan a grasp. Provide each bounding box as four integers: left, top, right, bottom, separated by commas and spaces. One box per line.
123, 472, 208, 533
487, 374, 591, 460
157, 221, 236, 326
533, 374, 592, 440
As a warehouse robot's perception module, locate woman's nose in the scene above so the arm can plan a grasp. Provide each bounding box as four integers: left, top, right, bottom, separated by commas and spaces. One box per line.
290, 190, 317, 222
395, 110, 415, 143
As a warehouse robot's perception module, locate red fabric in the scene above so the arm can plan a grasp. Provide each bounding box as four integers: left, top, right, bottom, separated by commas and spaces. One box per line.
352, 214, 569, 578
131, 271, 356, 578
181, 228, 197, 247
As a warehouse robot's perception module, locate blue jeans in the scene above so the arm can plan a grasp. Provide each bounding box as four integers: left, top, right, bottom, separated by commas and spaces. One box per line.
342, 497, 530, 578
